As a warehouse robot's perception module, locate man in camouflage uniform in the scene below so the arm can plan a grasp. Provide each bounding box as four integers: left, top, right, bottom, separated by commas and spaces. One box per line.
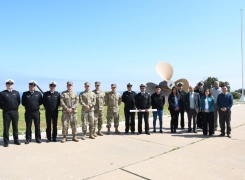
79, 82, 96, 140
60, 81, 79, 143
92, 81, 105, 136
105, 84, 122, 134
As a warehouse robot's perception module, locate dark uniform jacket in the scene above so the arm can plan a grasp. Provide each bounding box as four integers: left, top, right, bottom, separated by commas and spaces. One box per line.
43, 91, 60, 111
135, 92, 151, 110
22, 91, 43, 111
0, 90, 20, 111
122, 91, 137, 110
151, 92, 165, 110
194, 89, 205, 98
168, 94, 182, 111
178, 90, 186, 108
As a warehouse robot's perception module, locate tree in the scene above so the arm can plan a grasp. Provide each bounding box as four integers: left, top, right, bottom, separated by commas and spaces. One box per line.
195, 77, 231, 92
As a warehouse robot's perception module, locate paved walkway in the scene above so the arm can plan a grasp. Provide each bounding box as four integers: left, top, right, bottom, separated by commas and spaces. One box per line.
0, 104, 244, 180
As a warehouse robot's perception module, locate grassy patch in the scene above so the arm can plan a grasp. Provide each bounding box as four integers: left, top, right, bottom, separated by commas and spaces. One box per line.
0, 104, 169, 136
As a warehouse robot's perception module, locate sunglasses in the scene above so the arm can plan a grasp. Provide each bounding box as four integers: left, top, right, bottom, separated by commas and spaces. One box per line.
50, 84, 56, 87
29, 83, 36, 86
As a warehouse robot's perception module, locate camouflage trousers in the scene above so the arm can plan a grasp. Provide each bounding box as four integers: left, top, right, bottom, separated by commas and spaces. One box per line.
62, 112, 77, 136
94, 110, 104, 131
82, 111, 94, 133
106, 110, 119, 128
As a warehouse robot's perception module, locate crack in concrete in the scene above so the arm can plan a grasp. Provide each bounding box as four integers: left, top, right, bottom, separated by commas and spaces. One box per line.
120, 169, 150, 179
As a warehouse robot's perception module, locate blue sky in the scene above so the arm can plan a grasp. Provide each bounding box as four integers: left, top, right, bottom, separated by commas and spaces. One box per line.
0, 0, 244, 92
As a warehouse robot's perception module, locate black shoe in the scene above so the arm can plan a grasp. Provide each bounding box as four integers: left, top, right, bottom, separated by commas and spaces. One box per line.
152, 130, 156, 133
227, 134, 231, 138
125, 131, 129, 134
174, 129, 176, 133
219, 133, 225, 137
193, 130, 197, 133
145, 132, 151, 135
187, 130, 191, 133
53, 139, 57, 142
131, 131, 135, 134
171, 129, 173, 133
14, 140, 21, 145
3, 143, 8, 147
36, 139, 42, 143
46, 139, 51, 143
137, 132, 142, 135
25, 140, 30, 144
181, 127, 185, 129
159, 130, 163, 134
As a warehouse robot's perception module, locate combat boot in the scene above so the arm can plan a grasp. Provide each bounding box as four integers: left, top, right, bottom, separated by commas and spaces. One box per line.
107, 128, 110, 135
81, 132, 86, 140
89, 132, 95, 139
93, 130, 97, 137
115, 128, 121, 134
61, 135, 66, 143
98, 130, 104, 136
72, 135, 79, 142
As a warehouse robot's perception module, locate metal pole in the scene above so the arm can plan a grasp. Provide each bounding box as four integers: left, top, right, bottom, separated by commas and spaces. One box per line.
240, 9, 245, 101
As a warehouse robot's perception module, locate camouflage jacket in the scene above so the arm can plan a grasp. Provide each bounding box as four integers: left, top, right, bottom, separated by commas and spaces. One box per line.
60, 90, 79, 112
105, 91, 122, 112
79, 91, 96, 111
92, 90, 105, 111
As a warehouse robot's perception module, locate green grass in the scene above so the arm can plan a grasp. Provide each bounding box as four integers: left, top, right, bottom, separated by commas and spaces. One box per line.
0, 103, 169, 136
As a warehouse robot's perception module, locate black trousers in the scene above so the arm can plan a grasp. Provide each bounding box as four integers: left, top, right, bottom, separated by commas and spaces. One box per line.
124, 108, 135, 132
219, 110, 231, 135
202, 112, 214, 135
197, 112, 203, 128
137, 112, 149, 133
178, 109, 185, 128
45, 110, 58, 140
3, 110, 19, 144
170, 111, 179, 130
25, 110, 41, 141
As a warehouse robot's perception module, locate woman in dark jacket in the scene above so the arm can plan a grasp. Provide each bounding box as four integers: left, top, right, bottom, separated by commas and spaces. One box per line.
168, 87, 182, 133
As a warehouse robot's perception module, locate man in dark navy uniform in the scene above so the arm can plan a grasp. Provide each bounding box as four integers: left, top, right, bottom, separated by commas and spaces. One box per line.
0, 79, 21, 147
194, 82, 205, 129
177, 82, 187, 129
43, 81, 60, 142
135, 84, 151, 135
22, 80, 43, 144
122, 83, 137, 134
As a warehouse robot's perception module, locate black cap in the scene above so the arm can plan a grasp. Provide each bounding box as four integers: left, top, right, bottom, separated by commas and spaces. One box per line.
155, 85, 161, 88
198, 82, 204, 86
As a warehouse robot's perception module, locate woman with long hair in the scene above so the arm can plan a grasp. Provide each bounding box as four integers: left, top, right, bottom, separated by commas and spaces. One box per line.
168, 87, 182, 133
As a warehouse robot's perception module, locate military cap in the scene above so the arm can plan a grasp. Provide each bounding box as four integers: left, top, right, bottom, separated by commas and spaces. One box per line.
49, 81, 57, 86
139, 83, 146, 87
5, 79, 14, 84
127, 83, 133, 86
84, 82, 90, 86
177, 82, 184, 86
111, 84, 117, 87
155, 85, 161, 88
67, 81, 73, 85
29, 80, 37, 85
198, 82, 204, 86
95, 81, 101, 85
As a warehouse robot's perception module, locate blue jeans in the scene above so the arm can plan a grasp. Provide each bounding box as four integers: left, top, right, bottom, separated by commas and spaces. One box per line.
153, 110, 163, 131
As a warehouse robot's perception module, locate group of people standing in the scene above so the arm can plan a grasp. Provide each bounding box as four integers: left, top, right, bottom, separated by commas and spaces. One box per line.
0, 79, 233, 147
168, 81, 233, 137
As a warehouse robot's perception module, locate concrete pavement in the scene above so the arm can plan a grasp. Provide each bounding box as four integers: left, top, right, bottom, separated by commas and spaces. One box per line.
0, 104, 244, 180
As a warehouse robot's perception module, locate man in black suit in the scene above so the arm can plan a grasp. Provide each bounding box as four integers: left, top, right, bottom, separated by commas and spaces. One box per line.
0, 79, 21, 147
184, 86, 200, 133
194, 82, 205, 129
43, 81, 60, 142
122, 83, 137, 134
135, 84, 151, 135
177, 82, 186, 129
22, 80, 43, 144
